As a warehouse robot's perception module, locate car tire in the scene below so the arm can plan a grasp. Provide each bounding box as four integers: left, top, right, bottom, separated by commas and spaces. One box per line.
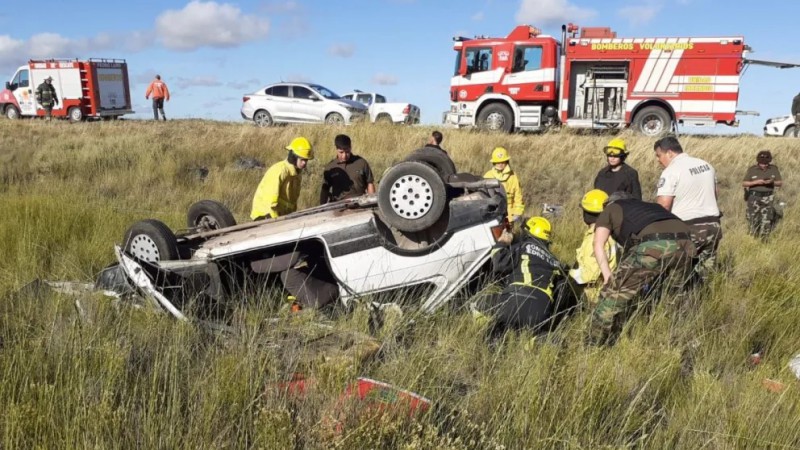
253, 110, 273, 127
378, 161, 447, 233
187, 200, 237, 231
5, 105, 20, 120
68, 106, 83, 123
632, 106, 672, 136
376, 114, 393, 124
325, 112, 344, 125
783, 126, 796, 137
123, 219, 179, 263
403, 148, 456, 181
476, 103, 513, 132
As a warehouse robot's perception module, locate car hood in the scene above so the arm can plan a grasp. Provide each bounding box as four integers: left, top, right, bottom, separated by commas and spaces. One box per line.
337, 99, 368, 111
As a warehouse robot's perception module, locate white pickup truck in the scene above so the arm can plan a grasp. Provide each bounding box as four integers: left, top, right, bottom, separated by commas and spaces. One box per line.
341, 90, 420, 125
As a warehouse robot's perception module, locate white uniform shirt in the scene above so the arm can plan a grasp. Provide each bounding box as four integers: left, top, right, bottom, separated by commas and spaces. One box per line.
656, 153, 719, 221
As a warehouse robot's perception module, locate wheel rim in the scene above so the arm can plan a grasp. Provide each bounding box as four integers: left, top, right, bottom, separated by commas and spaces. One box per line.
7, 107, 17, 119
195, 214, 220, 231
70, 108, 82, 121
640, 114, 665, 135
484, 112, 506, 131
326, 114, 343, 125
129, 234, 162, 263
389, 175, 434, 219
254, 112, 271, 127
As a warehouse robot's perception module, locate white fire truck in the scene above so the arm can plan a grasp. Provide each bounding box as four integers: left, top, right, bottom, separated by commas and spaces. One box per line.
1, 58, 133, 122
444, 24, 798, 135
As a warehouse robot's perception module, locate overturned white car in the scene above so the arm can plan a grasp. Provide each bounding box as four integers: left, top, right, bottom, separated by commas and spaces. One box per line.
103, 158, 507, 320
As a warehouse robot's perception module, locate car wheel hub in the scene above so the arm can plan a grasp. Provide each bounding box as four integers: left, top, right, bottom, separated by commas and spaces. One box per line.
485, 112, 505, 130
196, 215, 220, 231
389, 175, 434, 219
642, 115, 663, 134
129, 234, 161, 262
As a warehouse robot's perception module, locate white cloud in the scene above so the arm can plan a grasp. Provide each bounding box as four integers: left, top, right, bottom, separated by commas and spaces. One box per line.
472, 11, 484, 21
618, 2, 662, 26
0, 32, 142, 73
175, 75, 223, 89
0, 35, 24, 67
372, 73, 398, 86
227, 78, 261, 89
156, 1, 270, 51
329, 43, 355, 58
515, 0, 595, 26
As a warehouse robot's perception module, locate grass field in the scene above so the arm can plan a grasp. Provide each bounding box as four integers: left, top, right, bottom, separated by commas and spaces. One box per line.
1, 119, 799, 448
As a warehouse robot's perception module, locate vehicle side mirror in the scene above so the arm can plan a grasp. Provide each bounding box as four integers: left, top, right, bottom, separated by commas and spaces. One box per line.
311, 96, 322, 101
4, 81, 10, 90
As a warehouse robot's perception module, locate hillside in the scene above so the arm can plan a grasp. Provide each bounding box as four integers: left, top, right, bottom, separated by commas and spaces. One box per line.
0, 119, 798, 448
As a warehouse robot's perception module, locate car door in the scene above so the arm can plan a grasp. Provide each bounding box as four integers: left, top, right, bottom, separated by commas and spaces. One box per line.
264, 85, 294, 122
502, 45, 553, 102
290, 85, 324, 122
10, 69, 35, 115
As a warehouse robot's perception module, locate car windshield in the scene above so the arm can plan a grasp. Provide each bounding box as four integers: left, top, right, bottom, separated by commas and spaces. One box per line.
310, 84, 340, 100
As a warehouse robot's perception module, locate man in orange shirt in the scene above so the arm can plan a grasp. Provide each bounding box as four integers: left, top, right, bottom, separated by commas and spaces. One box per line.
145, 74, 170, 121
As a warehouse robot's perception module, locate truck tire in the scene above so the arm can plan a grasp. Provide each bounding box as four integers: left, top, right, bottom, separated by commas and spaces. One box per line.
632, 106, 671, 137
68, 106, 84, 123
187, 200, 237, 231
123, 219, 179, 263
783, 126, 796, 137
376, 114, 393, 124
403, 147, 457, 181
5, 105, 20, 120
325, 112, 345, 125
378, 161, 447, 233
253, 110, 272, 127
477, 103, 513, 132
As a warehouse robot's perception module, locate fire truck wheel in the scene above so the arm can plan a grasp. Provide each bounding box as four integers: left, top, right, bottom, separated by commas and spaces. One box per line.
632, 106, 671, 137
325, 112, 345, 125
5, 105, 20, 120
378, 161, 447, 233
123, 219, 180, 263
477, 103, 513, 133
253, 110, 272, 127
187, 200, 237, 231
68, 106, 84, 123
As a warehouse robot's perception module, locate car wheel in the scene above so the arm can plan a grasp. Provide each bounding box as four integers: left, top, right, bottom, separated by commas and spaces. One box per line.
123, 219, 179, 263
68, 106, 84, 123
253, 110, 273, 127
325, 112, 344, 125
783, 126, 796, 137
378, 161, 447, 233
403, 148, 456, 181
187, 200, 237, 231
477, 103, 513, 132
632, 106, 671, 137
5, 105, 20, 120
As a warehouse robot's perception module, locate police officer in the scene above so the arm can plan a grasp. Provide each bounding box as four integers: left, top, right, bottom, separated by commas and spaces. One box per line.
473, 217, 566, 334
593, 138, 642, 200
251, 137, 313, 220
742, 150, 783, 239
35, 76, 59, 121
484, 147, 525, 222
590, 192, 696, 345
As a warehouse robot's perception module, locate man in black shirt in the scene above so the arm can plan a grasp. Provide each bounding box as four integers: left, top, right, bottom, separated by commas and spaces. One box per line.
319, 134, 375, 204
593, 138, 642, 200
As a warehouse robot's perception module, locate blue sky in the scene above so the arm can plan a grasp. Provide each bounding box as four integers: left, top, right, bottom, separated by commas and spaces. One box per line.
1, 0, 797, 135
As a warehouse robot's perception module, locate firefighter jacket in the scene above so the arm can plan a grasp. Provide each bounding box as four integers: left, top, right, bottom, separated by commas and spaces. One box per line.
146, 80, 170, 100
569, 224, 619, 302
250, 160, 302, 220
35, 82, 58, 107
483, 165, 525, 218
492, 236, 563, 299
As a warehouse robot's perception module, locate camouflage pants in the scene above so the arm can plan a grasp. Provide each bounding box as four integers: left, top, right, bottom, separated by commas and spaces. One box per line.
746, 193, 775, 239
589, 239, 694, 345
687, 220, 722, 281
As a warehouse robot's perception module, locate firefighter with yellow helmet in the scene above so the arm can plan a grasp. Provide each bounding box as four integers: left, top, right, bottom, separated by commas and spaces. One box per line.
568, 189, 619, 303
251, 137, 314, 220
484, 146, 525, 221
472, 216, 567, 333
593, 138, 642, 200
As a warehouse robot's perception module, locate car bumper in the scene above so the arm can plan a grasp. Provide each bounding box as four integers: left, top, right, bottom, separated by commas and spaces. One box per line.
346, 112, 368, 124
240, 103, 255, 120
443, 111, 473, 127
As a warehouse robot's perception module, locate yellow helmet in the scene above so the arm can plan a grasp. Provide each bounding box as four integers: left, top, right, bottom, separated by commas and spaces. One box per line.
524, 216, 552, 241
604, 138, 627, 156
581, 189, 609, 214
490, 147, 510, 163
286, 137, 314, 160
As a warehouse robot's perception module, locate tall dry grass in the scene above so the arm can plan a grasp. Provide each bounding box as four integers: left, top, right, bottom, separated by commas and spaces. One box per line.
0, 119, 799, 448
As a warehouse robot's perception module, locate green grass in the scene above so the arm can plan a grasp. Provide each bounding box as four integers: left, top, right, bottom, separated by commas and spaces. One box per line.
1, 119, 799, 448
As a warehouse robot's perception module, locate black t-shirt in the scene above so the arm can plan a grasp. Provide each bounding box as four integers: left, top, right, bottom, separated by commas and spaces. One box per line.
594, 164, 642, 200
320, 154, 374, 204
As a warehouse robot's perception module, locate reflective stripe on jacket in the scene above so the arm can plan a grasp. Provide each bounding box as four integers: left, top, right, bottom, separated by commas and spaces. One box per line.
250, 160, 301, 219
492, 237, 562, 300
484, 166, 525, 217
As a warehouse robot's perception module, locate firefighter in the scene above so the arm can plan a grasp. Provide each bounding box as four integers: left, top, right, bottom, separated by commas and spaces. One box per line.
472, 216, 566, 334
742, 150, 783, 240
145, 74, 170, 121
593, 138, 642, 200
589, 192, 696, 345
251, 137, 313, 220
569, 189, 620, 304
35, 76, 59, 121
484, 147, 525, 222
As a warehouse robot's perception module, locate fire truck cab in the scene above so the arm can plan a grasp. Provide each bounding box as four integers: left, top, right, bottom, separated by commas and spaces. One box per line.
445, 24, 751, 136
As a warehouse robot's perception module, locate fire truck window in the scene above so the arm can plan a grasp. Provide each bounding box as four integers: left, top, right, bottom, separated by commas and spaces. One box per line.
17, 70, 29, 88
376, 95, 386, 104
465, 48, 493, 74
517, 46, 542, 72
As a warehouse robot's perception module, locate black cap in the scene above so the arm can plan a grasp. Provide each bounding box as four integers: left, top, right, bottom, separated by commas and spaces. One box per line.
757, 150, 772, 164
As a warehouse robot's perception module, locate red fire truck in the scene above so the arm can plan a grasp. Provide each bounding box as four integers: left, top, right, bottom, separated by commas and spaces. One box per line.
444, 24, 797, 135
1, 58, 133, 122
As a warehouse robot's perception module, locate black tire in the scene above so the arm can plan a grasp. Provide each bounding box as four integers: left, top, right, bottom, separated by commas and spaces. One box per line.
68, 106, 83, 123
325, 112, 345, 125
376, 114, 393, 124
378, 161, 447, 233
253, 110, 272, 127
187, 200, 237, 231
403, 147, 457, 181
632, 106, 671, 137
123, 219, 179, 263
5, 105, 20, 120
476, 103, 513, 132
783, 126, 796, 138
